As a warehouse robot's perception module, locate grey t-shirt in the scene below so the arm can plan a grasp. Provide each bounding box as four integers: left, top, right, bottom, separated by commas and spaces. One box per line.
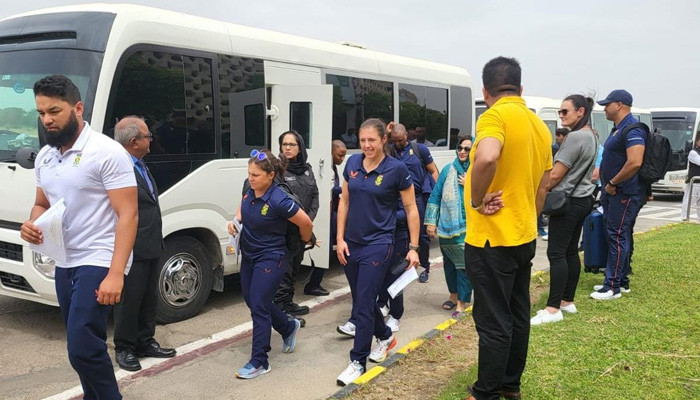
552, 128, 598, 197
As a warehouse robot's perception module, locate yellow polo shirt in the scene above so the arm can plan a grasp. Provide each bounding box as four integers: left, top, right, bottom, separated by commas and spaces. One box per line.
465, 96, 552, 247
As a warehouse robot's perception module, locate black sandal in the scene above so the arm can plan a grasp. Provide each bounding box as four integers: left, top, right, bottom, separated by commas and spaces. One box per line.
442, 300, 456, 310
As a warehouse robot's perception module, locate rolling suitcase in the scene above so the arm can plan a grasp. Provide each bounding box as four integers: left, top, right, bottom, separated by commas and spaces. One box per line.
583, 209, 607, 273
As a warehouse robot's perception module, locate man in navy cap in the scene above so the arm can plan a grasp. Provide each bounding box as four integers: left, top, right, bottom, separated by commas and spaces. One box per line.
591, 90, 646, 300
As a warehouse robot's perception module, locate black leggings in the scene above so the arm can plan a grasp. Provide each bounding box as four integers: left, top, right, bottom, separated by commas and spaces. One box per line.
546, 196, 594, 308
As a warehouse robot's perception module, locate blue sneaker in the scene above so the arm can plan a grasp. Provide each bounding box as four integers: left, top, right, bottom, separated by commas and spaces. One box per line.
236, 362, 271, 379
538, 228, 548, 241
282, 318, 301, 353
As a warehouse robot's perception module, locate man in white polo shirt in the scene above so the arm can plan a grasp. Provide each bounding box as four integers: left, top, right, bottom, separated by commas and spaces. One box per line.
20, 75, 137, 400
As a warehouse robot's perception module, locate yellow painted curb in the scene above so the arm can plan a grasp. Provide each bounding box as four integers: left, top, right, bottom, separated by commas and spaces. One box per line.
353, 366, 385, 385
396, 338, 425, 354
434, 319, 457, 331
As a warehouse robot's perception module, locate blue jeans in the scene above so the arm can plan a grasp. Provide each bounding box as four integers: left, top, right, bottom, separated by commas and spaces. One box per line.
55, 266, 122, 400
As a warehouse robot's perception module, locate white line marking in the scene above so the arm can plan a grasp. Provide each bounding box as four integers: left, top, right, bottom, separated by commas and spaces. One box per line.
42, 285, 355, 400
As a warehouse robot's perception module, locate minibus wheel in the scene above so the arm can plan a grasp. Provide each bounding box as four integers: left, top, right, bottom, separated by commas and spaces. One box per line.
155, 236, 213, 324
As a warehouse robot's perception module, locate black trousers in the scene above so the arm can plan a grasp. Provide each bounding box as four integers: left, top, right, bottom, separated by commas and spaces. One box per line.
546, 196, 594, 308
113, 257, 160, 352
464, 240, 536, 400
274, 240, 304, 306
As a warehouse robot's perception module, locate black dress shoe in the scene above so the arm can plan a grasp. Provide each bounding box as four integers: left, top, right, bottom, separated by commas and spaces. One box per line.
304, 285, 330, 296
116, 350, 141, 371
137, 341, 176, 358
282, 302, 310, 316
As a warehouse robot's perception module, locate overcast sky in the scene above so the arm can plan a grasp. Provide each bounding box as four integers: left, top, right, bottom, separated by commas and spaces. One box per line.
2, 1, 698, 108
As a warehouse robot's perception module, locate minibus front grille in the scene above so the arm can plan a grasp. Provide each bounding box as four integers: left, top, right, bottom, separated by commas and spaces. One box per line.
0, 241, 23, 262
0, 272, 35, 293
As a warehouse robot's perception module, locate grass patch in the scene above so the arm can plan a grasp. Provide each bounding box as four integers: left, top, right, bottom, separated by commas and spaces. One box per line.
437, 222, 700, 400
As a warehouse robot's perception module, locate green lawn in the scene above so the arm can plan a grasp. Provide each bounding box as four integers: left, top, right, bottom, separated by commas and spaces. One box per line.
438, 223, 700, 399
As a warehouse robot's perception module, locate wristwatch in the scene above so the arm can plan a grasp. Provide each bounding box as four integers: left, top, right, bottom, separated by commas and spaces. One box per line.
470, 199, 484, 211
607, 180, 617, 187
408, 244, 419, 252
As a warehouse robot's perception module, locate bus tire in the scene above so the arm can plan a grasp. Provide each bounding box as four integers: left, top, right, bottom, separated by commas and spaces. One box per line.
155, 236, 213, 324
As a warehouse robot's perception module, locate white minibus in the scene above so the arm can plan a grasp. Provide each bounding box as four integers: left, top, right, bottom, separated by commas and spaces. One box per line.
0, 4, 474, 322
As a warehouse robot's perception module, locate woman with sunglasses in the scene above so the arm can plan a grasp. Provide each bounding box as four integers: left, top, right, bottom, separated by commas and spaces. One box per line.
531, 95, 597, 325
228, 149, 314, 379
335, 118, 420, 386
425, 136, 474, 316
273, 130, 321, 318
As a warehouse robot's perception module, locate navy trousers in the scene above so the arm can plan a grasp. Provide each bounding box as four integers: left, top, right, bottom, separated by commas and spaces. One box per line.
378, 237, 409, 319
417, 193, 431, 271
344, 242, 393, 368
600, 192, 643, 294
240, 253, 295, 368
55, 266, 122, 400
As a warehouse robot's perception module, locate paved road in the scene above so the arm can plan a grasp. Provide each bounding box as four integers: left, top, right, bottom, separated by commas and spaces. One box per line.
0, 194, 689, 400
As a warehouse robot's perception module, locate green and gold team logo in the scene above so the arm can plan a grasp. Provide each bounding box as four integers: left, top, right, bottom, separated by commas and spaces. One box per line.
73, 152, 82, 167
375, 175, 384, 186
261, 203, 270, 215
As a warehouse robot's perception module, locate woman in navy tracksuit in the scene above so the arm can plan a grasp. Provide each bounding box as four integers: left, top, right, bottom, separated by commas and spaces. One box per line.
335, 118, 420, 386
229, 149, 313, 379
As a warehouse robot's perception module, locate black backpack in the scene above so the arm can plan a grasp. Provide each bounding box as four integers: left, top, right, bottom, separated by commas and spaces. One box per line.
620, 122, 672, 184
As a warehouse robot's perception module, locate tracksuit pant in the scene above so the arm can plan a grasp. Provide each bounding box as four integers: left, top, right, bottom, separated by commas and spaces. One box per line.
600, 192, 643, 294
344, 241, 393, 368
55, 266, 122, 400
377, 237, 409, 320
241, 253, 295, 368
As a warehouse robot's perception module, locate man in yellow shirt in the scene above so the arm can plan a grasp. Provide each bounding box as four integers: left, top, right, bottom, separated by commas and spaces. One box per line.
464, 57, 552, 400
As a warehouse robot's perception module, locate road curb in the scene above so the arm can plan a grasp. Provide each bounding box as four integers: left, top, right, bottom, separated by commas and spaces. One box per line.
328, 270, 546, 399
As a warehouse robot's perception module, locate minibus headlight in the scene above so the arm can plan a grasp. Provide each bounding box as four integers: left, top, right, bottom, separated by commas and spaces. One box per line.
32, 252, 56, 278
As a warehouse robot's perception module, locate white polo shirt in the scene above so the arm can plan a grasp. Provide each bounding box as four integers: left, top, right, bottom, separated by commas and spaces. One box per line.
35, 122, 136, 271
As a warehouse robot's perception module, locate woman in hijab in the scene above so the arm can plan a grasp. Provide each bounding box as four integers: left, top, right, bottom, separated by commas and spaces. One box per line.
425, 135, 473, 315
273, 130, 320, 316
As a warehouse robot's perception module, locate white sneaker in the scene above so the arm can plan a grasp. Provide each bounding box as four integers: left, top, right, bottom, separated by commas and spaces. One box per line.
379, 304, 390, 317
560, 303, 578, 314
336, 321, 356, 337
386, 316, 400, 333
590, 289, 622, 300
336, 360, 364, 386
530, 309, 563, 325
368, 334, 397, 363
542, 233, 548, 241
593, 284, 630, 293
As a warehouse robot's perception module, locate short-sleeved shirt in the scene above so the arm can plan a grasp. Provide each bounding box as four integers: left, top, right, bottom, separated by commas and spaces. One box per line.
465, 96, 553, 247
394, 143, 433, 194
343, 154, 412, 244
552, 128, 598, 198
35, 122, 136, 270
240, 183, 299, 258
600, 113, 646, 195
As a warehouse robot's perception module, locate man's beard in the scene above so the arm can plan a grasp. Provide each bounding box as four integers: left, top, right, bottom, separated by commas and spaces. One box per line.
45, 112, 79, 149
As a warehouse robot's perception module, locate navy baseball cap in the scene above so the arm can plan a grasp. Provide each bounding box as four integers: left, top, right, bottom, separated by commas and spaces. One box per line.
597, 90, 633, 106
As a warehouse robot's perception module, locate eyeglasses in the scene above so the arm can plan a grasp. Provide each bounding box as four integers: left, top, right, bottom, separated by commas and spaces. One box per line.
457, 146, 472, 152
135, 132, 153, 142
281, 142, 298, 148
558, 109, 570, 116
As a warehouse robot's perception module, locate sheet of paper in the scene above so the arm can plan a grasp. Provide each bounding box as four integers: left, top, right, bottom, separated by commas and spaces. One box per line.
225, 219, 243, 255
30, 198, 67, 264
387, 266, 418, 299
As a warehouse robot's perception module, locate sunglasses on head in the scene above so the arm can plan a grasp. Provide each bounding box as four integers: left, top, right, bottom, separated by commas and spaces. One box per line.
457, 145, 472, 152
250, 149, 274, 170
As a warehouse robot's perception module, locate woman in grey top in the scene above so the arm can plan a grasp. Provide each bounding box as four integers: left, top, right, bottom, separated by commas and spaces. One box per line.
531, 95, 597, 325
